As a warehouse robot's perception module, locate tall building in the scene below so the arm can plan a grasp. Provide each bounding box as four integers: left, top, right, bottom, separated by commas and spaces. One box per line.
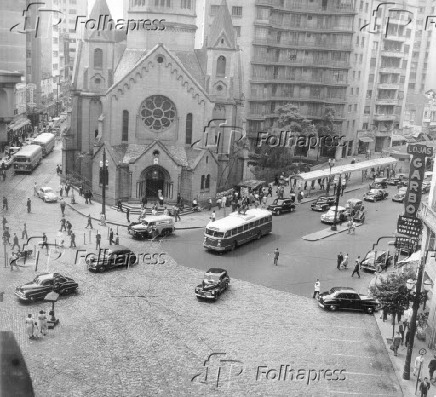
204, 0, 357, 160
67, 0, 246, 205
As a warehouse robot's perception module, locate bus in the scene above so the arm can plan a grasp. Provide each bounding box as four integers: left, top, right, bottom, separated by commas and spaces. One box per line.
32, 133, 55, 157
13, 145, 43, 174
204, 209, 272, 252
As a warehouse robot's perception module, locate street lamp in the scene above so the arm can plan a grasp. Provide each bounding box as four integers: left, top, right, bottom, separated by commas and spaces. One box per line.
331, 173, 342, 231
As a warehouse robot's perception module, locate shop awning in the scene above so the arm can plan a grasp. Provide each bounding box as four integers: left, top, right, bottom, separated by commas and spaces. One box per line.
359, 137, 374, 143
9, 118, 30, 131
295, 157, 398, 182
391, 134, 407, 142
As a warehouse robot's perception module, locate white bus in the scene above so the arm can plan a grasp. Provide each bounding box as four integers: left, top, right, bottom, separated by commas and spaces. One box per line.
13, 145, 43, 174
32, 132, 55, 157
204, 209, 272, 252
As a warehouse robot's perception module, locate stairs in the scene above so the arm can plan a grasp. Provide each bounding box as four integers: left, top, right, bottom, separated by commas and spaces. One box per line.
110, 203, 194, 216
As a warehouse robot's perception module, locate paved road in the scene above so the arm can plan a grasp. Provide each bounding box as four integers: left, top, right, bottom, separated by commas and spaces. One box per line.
162, 186, 407, 297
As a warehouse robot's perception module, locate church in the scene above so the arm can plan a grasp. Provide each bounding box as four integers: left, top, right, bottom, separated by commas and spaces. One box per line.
64, 0, 248, 206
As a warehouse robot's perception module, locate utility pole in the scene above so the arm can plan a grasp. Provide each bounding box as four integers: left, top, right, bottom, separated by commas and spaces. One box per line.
331, 175, 342, 231
101, 147, 107, 216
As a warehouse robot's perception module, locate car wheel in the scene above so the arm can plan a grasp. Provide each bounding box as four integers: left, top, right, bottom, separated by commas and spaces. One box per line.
366, 307, 374, 314
98, 267, 105, 273
329, 305, 337, 311
30, 296, 36, 302
276, 210, 281, 216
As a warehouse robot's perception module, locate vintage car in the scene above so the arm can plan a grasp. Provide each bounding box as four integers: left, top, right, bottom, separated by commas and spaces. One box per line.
363, 188, 388, 202
386, 174, 408, 186
14, 272, 78, 302
0, 155, 13, 170
195, 268, 230, 301
318, 286, 356, 300
392, 187, 407, 203
311, 196, 336, 212
37, 187, 58, 203
267, 197, 296, 215
86, 245, 137, 272
345, 198, 365, 223
318, 289, 378, 314
320, 206, 348, 224
128, 215, 175, 239
359, 250, 393, 273
369, 177, 388, 189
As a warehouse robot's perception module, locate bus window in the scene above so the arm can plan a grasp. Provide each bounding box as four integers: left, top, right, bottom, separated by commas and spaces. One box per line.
243, 224, 249, 231
268, 216, 272, 222
216, 232, 224, 238
249, 222, 254, 229
259, 217, 264, 224
254, 220, 259, 227
205, 229, 214, 236
237, 226, 243, 233
231, 228, 237, 236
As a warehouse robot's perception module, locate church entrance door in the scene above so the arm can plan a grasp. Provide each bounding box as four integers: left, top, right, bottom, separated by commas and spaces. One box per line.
137, 165, 173, 201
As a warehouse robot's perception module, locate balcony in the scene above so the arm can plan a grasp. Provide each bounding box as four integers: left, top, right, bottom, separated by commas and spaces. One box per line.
249, 93, 347, 104
249, 77, 348, 86
377, 83, 400, 90
379, 66, 402, 73
373, 114, 396, 121
255, 0, 355, 14
419, 202, 436, 231
251, 57, 351, 68
381, 49, 404, 57
384, 34, 406, 42
375, 98, 398, 106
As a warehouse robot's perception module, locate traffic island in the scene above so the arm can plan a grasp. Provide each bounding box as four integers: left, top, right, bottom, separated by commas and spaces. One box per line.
302, 222, 364, 241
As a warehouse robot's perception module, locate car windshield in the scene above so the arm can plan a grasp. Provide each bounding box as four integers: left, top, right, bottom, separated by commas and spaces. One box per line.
43, 188, 53, 193
369, 189, 379, 194
204, 274, 220, 282
273, 199, 284, 205
32, 276, 46, 284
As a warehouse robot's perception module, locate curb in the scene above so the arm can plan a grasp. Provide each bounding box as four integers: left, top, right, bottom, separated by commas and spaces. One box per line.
302, 222, 364, 241
299, 185, 365, 205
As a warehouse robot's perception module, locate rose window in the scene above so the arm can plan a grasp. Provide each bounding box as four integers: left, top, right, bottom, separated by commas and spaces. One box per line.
139, 95, 176, 132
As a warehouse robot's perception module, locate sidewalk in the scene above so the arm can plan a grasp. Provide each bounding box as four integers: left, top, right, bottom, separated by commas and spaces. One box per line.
374, 306, 432, 397
302, 221, 364, 241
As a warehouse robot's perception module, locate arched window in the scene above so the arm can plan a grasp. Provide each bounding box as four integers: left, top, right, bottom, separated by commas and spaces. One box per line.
201, 175, 205, 190
185, 113, 193, 144
205, 174, 210, 189
216, 55, 226, 77
122, 110, 129, 141
94, 48, 103, 68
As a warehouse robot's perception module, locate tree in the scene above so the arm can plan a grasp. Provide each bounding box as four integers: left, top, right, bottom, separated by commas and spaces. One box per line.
316, 107, 337, 158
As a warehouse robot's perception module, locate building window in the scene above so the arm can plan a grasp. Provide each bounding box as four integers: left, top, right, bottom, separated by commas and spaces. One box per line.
26, 66, 31, 75
53, 37, 58, 43
53, 51, 58, 57
205, 174, 210, 189
201, 175, 205, 190
53, 63, 58, 70
216, 55, 226, 77
234, 26, 241, 37
363, 123, 368, 129
186, 113, 193, 144
232, 6, 242, 16
95, 78, 101, 84
94, 48, 103, 68
122, 110, 129, 141
364, 106, 370, 114
181, 0, 191, 8
210, 5, 219, 15
140, 95, 176, 132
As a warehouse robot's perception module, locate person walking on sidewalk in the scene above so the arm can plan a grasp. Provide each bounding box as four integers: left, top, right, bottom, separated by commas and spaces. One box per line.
26, 314, 35, 339
273, 248, 279, 266
313, 279, 320, 299
11, 233, 19, 251
428, 356, 436, 381
117, 199, 123, 212
96, 231, 101, 250
69, 231, 76, 248
26, 198, 31, 213
65, 184, 70, 197
33, 182, 38, 197
351, 258, 361, 278
126, 208, 130, 222
2, 216, 7, 230
297, 191, 302, 204
337, 252, 343, 269
41, 233, 49, 255
3, 196, 8, 210
341, 253, 349, 269
419, 378, 431, 397
66, 220, 72, 236
85, 214, 93, 229
414, 353, 425, 376
391, 332, 401, 356
9, 252, 20, 271
60, 198, 66, 216
60, 217, 67, 232
59, 185, 63, 197
22, 223, 28, 240
210, 210, 216, 222
109, 228, 114, 245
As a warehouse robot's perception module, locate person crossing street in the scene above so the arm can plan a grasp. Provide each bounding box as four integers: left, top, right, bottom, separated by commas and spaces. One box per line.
60, 217, 67, 232
60, 198, 66, 216
95, 231, 101, 250
337, 252, 343, 270
11, 233, 19, 251
85, 214, 93, 229
313, 279, 320, 299
70, 231, 76, 248
273, 248, 279, 266
351, 257, 361, 278
26, 198, 31, 213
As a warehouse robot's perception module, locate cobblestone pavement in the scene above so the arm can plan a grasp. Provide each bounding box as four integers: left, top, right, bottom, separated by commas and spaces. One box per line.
0, 146, 403, 396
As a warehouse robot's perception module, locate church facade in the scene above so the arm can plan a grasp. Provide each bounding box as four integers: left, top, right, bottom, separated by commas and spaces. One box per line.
64, 0, 248, 206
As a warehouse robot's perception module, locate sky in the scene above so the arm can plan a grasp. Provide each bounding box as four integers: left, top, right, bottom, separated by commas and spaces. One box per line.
88, 0, 123, 20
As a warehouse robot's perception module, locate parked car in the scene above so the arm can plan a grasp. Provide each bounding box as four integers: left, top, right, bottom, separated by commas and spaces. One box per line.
128, 215, 175, 239
369, 177, 388, 189
86, 245, 137, 272
422, 180, 431, 194
14, 272, 78, 302
359, 250, 393, 273
345, 198, 365, 223
387, 174, 408, 186
267, 197, 295, 215
392, 187, 407, 203
363, 189, 388, 202
195, 268, 230, 301
0, 155, 13, 170
318, 286, 356, 300
37, 187, 58, 203
318, 289, 378, 314
311, 196, 336, 212
320, 206, 348, 224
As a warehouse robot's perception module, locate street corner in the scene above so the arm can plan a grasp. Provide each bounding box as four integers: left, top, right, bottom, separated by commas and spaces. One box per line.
302, 223, 364, 241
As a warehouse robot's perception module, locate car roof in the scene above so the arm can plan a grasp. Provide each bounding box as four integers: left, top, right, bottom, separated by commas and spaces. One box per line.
142, 215, 173, 222
330, 286, 355, 292
328, 205, 346, 211
206, 268, 227, 274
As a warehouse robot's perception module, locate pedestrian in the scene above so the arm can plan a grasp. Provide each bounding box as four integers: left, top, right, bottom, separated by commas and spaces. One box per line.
65, 184, 70, 197
22, 223, 28, 240
419, 377, 431, 397
26, 314, 35, 339
391, 332, 401, 356
60, 198, 66, 216
37, 310, 47, 337
351, 258, 361, 278
115, 233, 119, 245
126, 207, 130, 222
60, 217, 66, 232
12, 233, 19, 251
163, 207, 169, 216
79, 184, 83, 196
210, 210, 216, 222
347, 219, 355, 234
414, 353, 425, 376
398, 321, 404, 345
326, 181, 330, 195
89, 190, 93, 204
337, 252, 343, 269
297, 191, 302, 204
109, 228, 114, 245
267, 186, 273, 197
66, 220, 72, 235
3, 228, 10, 244
41, 233, 49, 254
33, 182, 38, 197
273, 248, 279, 266
313, 279, 320, 299
85, 214, 93, 229
59, 185, 63, 197
9, 252, 20, 271
2, 216, 6, 230
341, 253, 349, 269
70, 231, 76, 248
341, 183, 346, 197
177, 193, 181, 206
428, 356, 436, 380
117, 199, 123, 212
208, 197, 212, 211
333, 183, 337, 196
174, 205, 181, 222
3, 196, 8, 210
26, 198, 31, 213
96, 231, 101, 250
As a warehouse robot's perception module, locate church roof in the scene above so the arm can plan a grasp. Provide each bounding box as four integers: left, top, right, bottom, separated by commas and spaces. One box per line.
84, 0, 114, 41
113, 49, 147, 87
207, 0, 236, 49
174, 50, 206, 90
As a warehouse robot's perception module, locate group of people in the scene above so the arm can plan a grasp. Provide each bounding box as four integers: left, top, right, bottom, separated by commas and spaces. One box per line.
336, 252, 361, 277
2, 216, 28, 270
25, 311, 48, 339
